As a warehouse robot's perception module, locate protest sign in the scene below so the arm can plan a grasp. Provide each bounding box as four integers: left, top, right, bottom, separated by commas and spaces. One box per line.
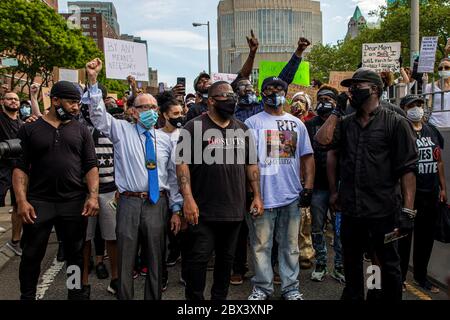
362, 42, 401, 73
212, 73, 238, 83
258, 60, 310, 92
104, 37, 149, 82
418, 36, 439, 73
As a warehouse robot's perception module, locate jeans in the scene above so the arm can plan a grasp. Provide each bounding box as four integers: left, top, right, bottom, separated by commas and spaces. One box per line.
311, 190, 343, 268
183, 220, 241, 300
247, 199, 301, 296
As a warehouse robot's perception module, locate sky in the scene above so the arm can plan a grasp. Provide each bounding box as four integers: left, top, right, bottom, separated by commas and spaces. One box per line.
58, 0, 387, 92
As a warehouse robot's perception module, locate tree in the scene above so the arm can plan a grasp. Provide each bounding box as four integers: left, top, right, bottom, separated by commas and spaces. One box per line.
307, 0, 450, 83
0, 0, 102, 95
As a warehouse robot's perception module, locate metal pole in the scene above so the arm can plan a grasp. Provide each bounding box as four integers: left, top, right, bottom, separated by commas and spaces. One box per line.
410, 0, 420, 67
207, 21, 211, 75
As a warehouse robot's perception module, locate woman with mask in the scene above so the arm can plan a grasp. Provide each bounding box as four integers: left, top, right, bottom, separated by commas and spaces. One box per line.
290, 92, 315, 122
425, 58, 450, 128
156, 91, 185, 290
19, 100, 32, 121
398, 95, 447, 294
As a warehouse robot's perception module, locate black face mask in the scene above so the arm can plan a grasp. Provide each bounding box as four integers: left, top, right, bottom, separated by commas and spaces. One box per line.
238, 93, 258, 106
316, 102, 334, 117
168, 116, 186, 128
349, 88, 372, 109
214, 98, 236, 119
55, 105, 75, 121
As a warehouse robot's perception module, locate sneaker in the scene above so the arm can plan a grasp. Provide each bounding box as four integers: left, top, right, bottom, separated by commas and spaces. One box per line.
414, 279, 440, 294
0, 226, 6, 233
96, 262, 109, 280
282, 291, 304, 300
68, 285, 90, 300
162, 278, 169, 292
6, 240, 22, 256
248, 287, 268, 301
132, 270, 139, 279
331, 266, 346, 284
166, 251, 181, 267
179, 277, 186, 287
140, 267, 148, 276
230, 273, 244, 285
56, 242, 65, 262
107, 279, 118, 295
273, 273, 281, 285
311, 264, 328, 282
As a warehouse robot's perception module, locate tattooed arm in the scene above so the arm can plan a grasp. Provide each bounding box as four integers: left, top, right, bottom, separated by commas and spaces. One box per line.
82, 167, 100, 217
176, 163, 200, 225
245, 164, 264, 216
12, 169, 36, 224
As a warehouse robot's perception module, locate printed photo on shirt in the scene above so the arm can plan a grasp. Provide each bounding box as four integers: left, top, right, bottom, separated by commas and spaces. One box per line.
266, 130, 297, 159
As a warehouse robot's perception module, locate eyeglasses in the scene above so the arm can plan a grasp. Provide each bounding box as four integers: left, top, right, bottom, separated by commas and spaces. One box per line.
438, 66, 450, 71
135, 104, 157, 111
211, 92, 237, 99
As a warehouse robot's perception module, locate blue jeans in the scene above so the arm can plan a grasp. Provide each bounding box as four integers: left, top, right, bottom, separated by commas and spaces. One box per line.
311, 190, 343, 268
247, 199, 301, 296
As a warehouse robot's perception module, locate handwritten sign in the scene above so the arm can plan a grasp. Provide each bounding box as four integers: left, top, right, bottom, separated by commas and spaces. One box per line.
212, 73, 238, 83
287, 84, 318, 107
362, 42, 401, 73
258, 60, 310, 92
329, 71, 354, 92
59, 68, 79, 83
418, 36, 439, 73
104, 38, 149, 82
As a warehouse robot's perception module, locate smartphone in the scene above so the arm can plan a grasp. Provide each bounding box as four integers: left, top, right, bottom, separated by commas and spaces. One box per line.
177, 77, 186, 88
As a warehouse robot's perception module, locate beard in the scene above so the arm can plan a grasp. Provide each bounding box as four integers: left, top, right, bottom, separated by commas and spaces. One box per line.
3, 105, 19, 112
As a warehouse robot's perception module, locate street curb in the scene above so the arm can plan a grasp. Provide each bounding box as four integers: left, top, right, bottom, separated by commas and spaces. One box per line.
0, 244, 15, 272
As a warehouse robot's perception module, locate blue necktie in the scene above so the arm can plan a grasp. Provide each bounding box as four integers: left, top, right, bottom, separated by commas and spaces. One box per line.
144, 131, 160, 204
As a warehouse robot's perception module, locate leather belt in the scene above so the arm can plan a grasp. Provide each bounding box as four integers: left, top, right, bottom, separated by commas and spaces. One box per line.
121, 191, 166, 199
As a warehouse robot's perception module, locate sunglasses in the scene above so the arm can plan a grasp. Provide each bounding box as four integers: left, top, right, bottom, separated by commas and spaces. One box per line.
438, 66, 450, 71
211, 92, 237, 99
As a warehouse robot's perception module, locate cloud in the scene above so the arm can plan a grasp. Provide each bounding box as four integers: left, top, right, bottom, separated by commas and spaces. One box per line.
322, 3, 331, 7
136, 29, 218, 51
332, 16, 344, 23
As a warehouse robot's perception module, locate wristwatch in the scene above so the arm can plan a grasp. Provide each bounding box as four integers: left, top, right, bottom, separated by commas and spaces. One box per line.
402, 207, 417, 219
173, 211, 183, 217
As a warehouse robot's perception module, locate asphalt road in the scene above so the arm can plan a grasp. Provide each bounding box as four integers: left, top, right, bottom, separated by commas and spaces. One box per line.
0, 232, 447, 301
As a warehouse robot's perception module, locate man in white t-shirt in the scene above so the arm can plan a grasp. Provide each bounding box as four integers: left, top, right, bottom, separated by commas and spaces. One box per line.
245, 77, 315, 300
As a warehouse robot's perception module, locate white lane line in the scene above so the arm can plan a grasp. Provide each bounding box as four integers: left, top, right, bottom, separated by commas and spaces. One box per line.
35, 258, 65, 300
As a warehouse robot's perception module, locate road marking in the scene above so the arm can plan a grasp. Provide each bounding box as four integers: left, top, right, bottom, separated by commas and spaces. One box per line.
405, 282, 432, 300
35, 258, 65, 300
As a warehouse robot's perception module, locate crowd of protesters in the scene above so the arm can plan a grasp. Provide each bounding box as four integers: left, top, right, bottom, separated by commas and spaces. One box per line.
0, 32, 449, 301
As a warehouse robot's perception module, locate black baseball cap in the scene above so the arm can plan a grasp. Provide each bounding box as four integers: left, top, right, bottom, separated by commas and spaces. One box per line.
261, 77, 288, 93
193, 72, 210, 91
341, 68, 384, 88
50, 81, 81, 100
400, 95, 425, 108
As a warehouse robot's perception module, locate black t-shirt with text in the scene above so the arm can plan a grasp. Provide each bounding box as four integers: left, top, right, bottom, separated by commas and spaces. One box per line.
177, 113, 255, 222
415, 124, 444, 193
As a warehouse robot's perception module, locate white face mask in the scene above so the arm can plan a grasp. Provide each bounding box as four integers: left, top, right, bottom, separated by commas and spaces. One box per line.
439, 70, 450, 79
407, 106, 424, 122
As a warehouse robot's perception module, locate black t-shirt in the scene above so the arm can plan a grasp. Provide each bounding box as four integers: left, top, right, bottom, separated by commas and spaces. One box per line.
415, 124, 444, 193
305, 116, 329, 191
177, 114, 255, 222
0, 111, 23, 168
16, 118, 98, 202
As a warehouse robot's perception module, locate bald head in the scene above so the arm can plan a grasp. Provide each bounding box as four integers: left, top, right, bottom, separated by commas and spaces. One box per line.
134, 93, 157, 108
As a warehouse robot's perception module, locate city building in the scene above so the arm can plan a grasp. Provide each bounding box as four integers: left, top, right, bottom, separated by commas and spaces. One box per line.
120, 34, 148, 52
345, 6, 367, 40
62, 9, 119, 52
148, 68, 158, 88
217, 0, 322, 77
68, 1, 120, 35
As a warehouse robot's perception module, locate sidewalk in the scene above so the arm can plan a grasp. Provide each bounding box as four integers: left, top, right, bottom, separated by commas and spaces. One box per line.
0, 204, 15, 271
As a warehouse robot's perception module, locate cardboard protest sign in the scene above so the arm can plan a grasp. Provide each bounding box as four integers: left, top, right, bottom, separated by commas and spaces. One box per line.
362, 42, 401, 73
104, 37, 149, 82
212, 73, 238, 83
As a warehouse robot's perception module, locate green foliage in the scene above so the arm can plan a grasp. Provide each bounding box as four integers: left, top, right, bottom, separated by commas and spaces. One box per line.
0, 0, 103, 92
307, 0, 450, 83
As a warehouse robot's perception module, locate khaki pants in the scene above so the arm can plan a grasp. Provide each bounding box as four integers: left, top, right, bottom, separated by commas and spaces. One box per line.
299, 207, 315, 263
